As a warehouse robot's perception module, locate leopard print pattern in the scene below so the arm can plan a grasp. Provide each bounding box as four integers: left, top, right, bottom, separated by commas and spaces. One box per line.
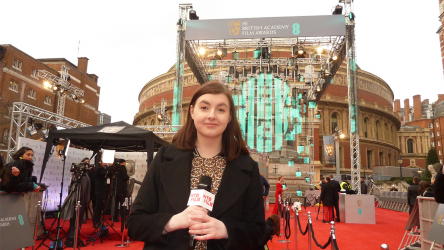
190, 149, 227, 250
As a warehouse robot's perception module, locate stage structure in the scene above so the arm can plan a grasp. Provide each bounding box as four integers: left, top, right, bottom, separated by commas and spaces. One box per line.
172, 2, 360, 189
6, 102, 90, 162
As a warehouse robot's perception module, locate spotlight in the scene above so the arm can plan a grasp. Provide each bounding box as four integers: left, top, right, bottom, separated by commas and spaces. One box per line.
157, 114, 162, 119
53, 85, 59, 91
298, 46, 305, 55
340, 133, 345, 139
217, 49, 222, 56
80, 99, 85, 104
27, 126, 37, 136
332, 5, 343, 15
44, 81, 52, 89
325, 69, 331, 76
316, 85, 321, 92
189, 10, 199, 20
60, 88, 65, 94
312, 94, 317, 100
316, 45, 323, 54
198, 47, 206, 55
332, 54, 338, 61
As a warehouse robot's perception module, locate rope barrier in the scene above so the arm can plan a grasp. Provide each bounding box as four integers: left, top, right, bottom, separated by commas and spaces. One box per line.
332, 237, 340, 250
309, 224, 332, 249
296, 213, 309, 235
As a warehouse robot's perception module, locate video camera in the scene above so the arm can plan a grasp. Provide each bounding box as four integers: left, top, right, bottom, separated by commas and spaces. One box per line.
70, 162, 92, 173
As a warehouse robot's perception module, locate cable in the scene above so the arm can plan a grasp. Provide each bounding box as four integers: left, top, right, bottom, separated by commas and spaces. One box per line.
310, 223, 332, 249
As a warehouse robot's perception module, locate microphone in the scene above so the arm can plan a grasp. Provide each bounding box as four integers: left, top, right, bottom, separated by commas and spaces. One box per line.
188, 176, 213, 250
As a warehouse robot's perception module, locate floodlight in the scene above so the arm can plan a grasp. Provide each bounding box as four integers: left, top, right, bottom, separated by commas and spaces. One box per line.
298, 46, 305, 55
217, 49, 222, 56
80, 99, 86, 104
44, 81, 52, 89
312, 94, 317, 100
27, 126, 38, 136
316, 85, 321, 92
316, 45, 323, 54
340, 133, 345, 139
198, 47, 206, 55
332, 5, 343, 15
157, 114, 162, 120
189, 10, 199, 20
325, 69, 331, 76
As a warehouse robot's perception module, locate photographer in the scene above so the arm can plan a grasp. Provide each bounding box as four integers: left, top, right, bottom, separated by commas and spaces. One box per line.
107, 159, 129, 221
92, 160, 110, 227
61, 159, 91, 247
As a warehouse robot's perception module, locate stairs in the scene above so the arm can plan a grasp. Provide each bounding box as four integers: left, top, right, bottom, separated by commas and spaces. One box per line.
267, 174, 314, 204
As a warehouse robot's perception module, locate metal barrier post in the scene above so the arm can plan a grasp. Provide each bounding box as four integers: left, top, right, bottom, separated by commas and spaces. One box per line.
124, 197, 134, 244
381, 243, 389, 249
74, 201, 81, 250
330, 221, 335, 250
115, 198, 129, 248
32, 201, 41, 250
293, 206, 298, 250
278, 202, 287, 243
308, 212, 312, 250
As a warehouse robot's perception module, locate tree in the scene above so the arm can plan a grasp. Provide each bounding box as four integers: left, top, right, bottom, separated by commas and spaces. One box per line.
425, 148, 439, 178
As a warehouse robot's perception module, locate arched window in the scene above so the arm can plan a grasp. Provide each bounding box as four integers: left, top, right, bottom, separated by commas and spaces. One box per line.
407, 139, 414, 154
331, 113, 338, 133
376, 121, 380, 140
364, 118, 369, 138
150, 119, 155, 126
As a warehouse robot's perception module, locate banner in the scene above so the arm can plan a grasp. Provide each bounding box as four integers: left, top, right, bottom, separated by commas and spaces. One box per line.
186, 15, 346, 40
323, 136, 335, 165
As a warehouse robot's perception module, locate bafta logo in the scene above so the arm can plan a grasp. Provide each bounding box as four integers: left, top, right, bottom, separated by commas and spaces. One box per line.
228, 21, 241, 35
325, 144, 334, 156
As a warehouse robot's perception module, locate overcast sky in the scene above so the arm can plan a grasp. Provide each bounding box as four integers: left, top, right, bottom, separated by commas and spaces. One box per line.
2, 0, 442, 124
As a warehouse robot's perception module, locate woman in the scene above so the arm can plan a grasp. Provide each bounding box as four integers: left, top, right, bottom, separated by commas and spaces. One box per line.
0, 157, 20, 190
272, 176, 288, 215
418, 180, 433, 197
2, 147, 40, 192
127, 81, 265, 250
256, 214, 280, 250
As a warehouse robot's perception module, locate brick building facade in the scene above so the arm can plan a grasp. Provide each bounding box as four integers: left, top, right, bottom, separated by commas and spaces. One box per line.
0, 44, 100, 156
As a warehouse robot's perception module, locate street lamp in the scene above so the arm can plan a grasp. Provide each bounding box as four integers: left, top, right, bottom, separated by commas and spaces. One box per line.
334, 127, 345, 175
398, 156, 403, 181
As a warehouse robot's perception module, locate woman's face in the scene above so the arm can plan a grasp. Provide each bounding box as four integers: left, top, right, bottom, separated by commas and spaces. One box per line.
280, 177, 284, 182
190, 93, 231, 142
22, 150, 34, 161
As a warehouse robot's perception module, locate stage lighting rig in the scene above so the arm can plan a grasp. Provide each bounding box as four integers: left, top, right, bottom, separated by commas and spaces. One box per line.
332, 54, 338, 61
316, 44, 323, 54
189, 10, 199, 20
198, 47, 206, 56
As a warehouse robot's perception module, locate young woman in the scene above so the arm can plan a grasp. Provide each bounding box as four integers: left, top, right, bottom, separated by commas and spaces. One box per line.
255, 214, 280, 250
127, 81, 265, 249
2, 147, 40, 192
272, 176, 288, 215
418, 180, 433, 197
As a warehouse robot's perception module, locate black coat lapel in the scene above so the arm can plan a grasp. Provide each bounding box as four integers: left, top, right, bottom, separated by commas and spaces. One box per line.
160, 148, 194, 213
211, 155, 252, 218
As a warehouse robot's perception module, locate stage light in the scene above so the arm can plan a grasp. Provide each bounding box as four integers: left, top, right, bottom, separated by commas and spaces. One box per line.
332, 5, 343, 15
316, 45, 323, 54
80, 99, 85, 104
60, 88, 65, 94
332, 54, 338, 61
189, 10, 199, 20
312, 94, 317, 100
27, 126, 37, 136
198, 47, 206, 55
157, 114, 162, 120
217, 49, 222, 56
340, 133, 345, 139
316, 85, 321, 92
44, 81, 52, 89
298, 46, 304, 55
349, 12, 355, 21
325, 69, 331, 76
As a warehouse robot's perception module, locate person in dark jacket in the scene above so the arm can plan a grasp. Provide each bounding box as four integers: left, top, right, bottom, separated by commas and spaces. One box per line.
0, 156, 20, 190
407, 177, 420, 214
127, 82, 265, 250
108, 159, 129, 221
2, 147, 40, 193
320, 177, 337, 223
260, 175, 270, 200
418, 181, 434, 197
92, 161, 110, 227
328, 174, 341, 222
360, 177, 368, 194
256, 214, 280, 250
433, 164, 444, 203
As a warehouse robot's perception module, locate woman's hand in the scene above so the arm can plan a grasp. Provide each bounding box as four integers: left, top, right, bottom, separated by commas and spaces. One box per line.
11, 167, 20, 176
164, 206, 207, 233
188, 214, 228, 240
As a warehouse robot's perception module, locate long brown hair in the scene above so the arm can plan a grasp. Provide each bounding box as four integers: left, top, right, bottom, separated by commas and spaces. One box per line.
172, 81, 248, 161
418, 180, 430, 195
267, 214, 280, 237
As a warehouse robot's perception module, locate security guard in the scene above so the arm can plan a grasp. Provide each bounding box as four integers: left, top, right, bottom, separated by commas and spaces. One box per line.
340, 179, 351, 193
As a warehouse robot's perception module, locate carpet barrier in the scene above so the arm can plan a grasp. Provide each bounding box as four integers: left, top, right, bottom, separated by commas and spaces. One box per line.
293, 208, 338, 250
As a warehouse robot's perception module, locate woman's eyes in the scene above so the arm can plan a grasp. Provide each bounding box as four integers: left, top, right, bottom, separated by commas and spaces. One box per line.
200, 107, 226, 112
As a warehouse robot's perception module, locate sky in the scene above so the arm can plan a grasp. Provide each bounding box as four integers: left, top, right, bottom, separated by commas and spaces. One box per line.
2, 0, 442, 124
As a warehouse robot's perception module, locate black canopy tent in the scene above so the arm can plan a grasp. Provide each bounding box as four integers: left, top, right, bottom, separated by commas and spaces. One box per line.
39, 121, 169, 182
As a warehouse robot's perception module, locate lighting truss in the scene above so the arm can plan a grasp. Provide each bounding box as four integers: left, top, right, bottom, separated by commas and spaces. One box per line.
137, 125, 182, 136
6, 102, 90, 162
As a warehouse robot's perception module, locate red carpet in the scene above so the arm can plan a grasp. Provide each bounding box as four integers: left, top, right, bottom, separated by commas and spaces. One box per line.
28, 205, 409, 250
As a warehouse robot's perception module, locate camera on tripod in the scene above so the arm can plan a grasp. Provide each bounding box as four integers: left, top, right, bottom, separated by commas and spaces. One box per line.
70, 162, 91, 181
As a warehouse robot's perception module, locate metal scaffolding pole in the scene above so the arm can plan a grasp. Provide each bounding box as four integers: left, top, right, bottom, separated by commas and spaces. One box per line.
344, 2, 361, 194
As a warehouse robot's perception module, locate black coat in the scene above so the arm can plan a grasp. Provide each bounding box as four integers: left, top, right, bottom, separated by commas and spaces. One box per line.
94, 165, 109, 196
329, 179, 341, 198
260, 175, 270, 197
407, 183, 419, 206
434, 166, 444, 203
3, 159, 35, 192
108, 164, 129, 197
360, 181, 368, 194
127, 145, 266, 250
320, 182, 337, 206
255, 218, 274, 250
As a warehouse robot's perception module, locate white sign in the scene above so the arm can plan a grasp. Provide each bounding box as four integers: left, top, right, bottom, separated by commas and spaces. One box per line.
187, 189, 215, 211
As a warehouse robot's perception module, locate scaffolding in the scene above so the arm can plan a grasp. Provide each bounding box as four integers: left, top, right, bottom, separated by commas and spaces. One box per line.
6, 102, 90, 162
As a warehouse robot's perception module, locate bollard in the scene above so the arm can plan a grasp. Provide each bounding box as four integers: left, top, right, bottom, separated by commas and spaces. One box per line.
330, 221, 335, 250
286, 201, 290, 250
74, 201, 81, 250
32, 201, 41, 250
381, 243, 389, 250
308, 212, 312, 250
293, 206, 298, 250
278, 202, 287, 243
124, 197, 134, 244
